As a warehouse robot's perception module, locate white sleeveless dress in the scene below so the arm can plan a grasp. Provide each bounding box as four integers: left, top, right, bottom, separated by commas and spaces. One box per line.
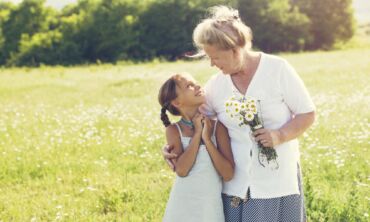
163, 122, 225, 222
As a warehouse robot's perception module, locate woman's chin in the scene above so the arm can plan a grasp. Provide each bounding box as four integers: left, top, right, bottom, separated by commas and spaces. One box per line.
221, 69, 231, 75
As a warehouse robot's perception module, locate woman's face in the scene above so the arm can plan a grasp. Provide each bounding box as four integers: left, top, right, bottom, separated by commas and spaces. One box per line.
203, 44, 241, 75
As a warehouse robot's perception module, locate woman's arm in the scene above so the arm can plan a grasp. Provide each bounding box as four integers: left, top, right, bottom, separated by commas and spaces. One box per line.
254, 59, 316, 148
253, 111, 315, 148
278, 111, 315, 143
203, 120, 235, 181
162, 144, 177, 171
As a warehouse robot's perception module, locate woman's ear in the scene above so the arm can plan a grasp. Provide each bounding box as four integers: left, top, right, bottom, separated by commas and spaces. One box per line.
232, 47, 241, 58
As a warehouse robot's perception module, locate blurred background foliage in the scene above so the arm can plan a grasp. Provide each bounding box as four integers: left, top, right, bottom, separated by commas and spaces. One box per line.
0, 0, 356, 66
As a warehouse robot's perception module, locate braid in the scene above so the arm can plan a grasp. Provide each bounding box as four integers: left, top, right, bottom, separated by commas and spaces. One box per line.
158, 75, 182, 127
160, 106, 171, 127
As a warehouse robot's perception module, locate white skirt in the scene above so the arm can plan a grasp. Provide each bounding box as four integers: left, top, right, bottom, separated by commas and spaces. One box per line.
163, 146, 224, 222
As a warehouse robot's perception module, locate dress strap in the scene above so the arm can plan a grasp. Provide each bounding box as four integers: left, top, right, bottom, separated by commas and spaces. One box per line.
212, 120, 218, 138
174, 123, 183, 138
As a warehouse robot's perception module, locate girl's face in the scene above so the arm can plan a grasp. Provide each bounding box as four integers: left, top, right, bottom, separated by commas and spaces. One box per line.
203, 44, 242, 75
174, 75, 205, 107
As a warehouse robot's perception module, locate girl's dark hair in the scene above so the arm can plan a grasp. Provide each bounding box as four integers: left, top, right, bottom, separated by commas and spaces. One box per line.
158, 75, 182, 127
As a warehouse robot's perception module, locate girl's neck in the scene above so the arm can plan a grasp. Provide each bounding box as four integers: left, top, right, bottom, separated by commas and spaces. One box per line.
180, 106, 199, 122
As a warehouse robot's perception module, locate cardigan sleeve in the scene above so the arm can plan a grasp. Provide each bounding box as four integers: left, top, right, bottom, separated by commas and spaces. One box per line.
279, 60, 315, 115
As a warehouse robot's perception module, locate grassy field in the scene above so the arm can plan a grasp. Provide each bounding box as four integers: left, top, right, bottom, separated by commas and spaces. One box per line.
0, 40, 369, 220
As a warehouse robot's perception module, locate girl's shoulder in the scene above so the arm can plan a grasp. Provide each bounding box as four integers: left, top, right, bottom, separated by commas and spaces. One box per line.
165, 123, 181, 137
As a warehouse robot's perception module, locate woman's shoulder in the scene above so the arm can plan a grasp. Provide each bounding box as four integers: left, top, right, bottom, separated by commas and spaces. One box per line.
261, 52, 287, 66
260, 52, 291, 77
204, 73, 228, 95
206, 72, 227, 86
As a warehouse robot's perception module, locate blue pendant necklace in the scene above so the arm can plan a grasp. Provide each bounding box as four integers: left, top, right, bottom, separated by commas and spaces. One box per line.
180, 118, 194, 129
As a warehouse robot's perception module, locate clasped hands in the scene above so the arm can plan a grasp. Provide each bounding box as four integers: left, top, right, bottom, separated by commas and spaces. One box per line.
162, 117, 284, 170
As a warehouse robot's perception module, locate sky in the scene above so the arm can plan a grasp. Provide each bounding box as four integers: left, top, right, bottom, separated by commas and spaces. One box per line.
2, 0, 77, 9
353, 0, 370, 24
1, 0, 370, 23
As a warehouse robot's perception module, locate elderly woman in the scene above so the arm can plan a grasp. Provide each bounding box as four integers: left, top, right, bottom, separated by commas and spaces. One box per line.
163, 5, 315, 222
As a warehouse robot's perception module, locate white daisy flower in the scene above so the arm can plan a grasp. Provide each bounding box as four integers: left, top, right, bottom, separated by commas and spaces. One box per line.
245, 111, 254, 121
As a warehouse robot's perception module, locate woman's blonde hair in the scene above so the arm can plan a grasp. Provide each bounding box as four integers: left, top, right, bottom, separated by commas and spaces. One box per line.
193, 6, 252, 52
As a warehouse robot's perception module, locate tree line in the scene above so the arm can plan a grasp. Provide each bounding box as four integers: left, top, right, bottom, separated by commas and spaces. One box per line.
0, 0, 355, 66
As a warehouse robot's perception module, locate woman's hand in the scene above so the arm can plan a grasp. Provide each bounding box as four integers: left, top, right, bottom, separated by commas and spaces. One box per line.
202, 117, 213, 143
162, 144, 177, 171
252, 128, 284, 148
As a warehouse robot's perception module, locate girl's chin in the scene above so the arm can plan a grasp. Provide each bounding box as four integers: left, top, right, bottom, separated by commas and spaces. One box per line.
195, 99, 206, 106
199, 98, 206, 104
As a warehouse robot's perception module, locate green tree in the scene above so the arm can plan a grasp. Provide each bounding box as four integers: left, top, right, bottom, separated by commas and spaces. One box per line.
7, 31, 62, 66
238, 0, 310, 52
136, 0, 232, 60
0, 2, 14, 64
83, 0, 139, 62
55, 0, 139, 64
293, 0, 355, 49
8, 0, 99, 66
1, 0, 56, 65
57, 0, 100, 64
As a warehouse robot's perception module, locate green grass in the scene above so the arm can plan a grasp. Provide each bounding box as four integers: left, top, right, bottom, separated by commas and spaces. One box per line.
0, 43, 369, 221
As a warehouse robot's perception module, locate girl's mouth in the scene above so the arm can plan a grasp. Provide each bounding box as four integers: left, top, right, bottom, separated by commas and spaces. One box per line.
196, 90, 204, 96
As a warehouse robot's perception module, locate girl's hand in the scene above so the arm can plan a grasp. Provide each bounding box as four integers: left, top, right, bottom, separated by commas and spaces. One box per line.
252, 128, 283, 148
192, 113, 204, 133
162, 144, 177, 171
202, 117, 213, 142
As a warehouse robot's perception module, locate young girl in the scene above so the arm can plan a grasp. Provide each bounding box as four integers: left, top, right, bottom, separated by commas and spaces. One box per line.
158, 73, 235, 222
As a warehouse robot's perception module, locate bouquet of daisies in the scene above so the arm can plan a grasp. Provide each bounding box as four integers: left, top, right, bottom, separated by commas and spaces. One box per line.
225, 95, 279, 170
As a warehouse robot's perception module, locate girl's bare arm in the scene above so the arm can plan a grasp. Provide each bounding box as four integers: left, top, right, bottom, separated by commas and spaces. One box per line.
203, 121, 235, 181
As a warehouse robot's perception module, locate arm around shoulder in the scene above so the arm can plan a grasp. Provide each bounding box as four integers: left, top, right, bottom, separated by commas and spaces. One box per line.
165, 125, 184, 176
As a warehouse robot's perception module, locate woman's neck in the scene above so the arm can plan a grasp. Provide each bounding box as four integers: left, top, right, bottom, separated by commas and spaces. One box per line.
235, 50, 261, 78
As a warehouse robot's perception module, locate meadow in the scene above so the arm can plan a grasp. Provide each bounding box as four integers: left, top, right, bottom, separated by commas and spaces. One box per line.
0, 36, 369, 221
